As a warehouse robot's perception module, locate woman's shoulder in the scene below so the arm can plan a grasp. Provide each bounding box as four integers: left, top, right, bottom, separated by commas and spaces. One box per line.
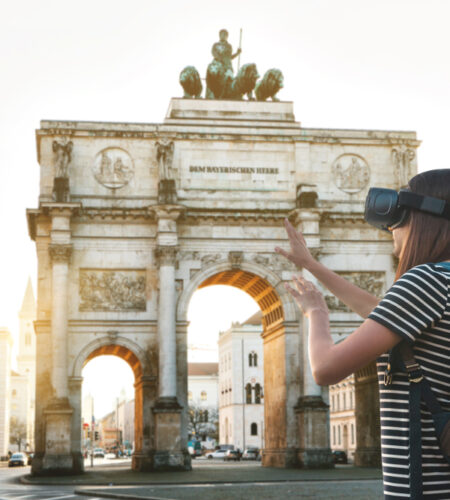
399, 262, 450, 292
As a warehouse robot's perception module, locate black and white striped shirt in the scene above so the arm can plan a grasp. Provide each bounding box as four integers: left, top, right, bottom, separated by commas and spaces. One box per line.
369, 262, 450, 499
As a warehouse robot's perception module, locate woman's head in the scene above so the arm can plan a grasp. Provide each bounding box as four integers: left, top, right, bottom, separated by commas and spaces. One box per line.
394, 168, 450, 279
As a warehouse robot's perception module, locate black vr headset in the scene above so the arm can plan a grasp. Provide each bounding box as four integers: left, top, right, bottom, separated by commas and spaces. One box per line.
364, 187, 450, 231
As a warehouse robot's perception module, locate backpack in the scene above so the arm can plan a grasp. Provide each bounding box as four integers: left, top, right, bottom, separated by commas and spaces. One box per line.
384, 262, 450, 499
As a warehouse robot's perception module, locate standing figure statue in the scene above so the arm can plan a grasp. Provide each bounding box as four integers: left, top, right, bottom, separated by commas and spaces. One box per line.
53, 137, 73, 178
206, 29, 241, 99
155, 140, 175, 180
52, 137, 73, 202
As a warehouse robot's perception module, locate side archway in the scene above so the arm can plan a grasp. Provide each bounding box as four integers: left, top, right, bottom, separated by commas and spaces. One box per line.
69, 336, 158, 472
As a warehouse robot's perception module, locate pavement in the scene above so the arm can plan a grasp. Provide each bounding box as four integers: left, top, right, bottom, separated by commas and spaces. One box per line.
19, 461, 383, 500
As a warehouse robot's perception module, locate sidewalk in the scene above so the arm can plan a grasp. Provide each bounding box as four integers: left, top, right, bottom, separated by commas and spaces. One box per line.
21, 462, 381, 486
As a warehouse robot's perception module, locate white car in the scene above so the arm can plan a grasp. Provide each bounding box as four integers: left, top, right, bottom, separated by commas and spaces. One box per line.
206, 449, 227, 459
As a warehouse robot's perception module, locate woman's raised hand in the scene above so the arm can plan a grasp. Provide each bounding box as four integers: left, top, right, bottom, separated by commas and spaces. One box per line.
275, 218, 315, 269
284, 276, 328, 317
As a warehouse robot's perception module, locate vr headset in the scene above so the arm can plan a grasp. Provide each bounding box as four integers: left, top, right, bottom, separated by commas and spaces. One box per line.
364, 187, 450, 231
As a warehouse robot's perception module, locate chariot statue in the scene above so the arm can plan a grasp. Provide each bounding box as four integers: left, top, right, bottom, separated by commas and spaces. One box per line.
179, 30, 284, 102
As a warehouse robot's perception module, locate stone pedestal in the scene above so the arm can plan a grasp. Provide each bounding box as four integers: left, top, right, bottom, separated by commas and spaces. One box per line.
153, 397, 191, 471
295, 396, 334, 468
40, 398, 76, 475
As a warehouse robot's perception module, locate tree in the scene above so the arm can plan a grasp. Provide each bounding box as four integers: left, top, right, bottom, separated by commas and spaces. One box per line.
10, 417, 27, 451
188, 404, 218, 442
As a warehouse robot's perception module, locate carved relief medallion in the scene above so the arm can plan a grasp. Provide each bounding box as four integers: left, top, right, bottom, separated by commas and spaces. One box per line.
332, 154, 370, 194
325, 271, 384, 312
79, 269, 146, 311
93, 148, 134, 189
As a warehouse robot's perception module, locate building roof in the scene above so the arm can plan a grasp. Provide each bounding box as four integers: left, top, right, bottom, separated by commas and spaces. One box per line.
188, 363, 218, 376
242, 310, 262, 326
20, 277, 36, 316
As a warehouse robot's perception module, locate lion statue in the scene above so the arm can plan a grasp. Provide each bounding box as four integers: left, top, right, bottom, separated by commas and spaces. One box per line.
255, 69, 284, 101
205, 59, 233, 99
179, 66, 203, 99
229, 63, 259, 100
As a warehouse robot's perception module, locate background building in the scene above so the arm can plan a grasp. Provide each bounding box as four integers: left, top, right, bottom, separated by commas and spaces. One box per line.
218, 311, 264, 451
187, 362, 219, 447
0, 328, 13, 459
329, 374, 356, 461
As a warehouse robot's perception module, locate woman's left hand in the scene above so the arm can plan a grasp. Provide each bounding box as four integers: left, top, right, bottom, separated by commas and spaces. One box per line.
285, 276, 328, 317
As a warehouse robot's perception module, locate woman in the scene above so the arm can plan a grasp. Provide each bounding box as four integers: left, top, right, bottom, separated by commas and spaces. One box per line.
275, 169, 450, 499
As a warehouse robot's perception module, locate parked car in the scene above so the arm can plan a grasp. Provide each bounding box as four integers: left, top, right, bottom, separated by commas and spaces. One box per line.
27, 453, 34, 466
206, 449, 227, 459
224, 450, 240, 461
92, 448, 105, 458
332, 450, 348, 464
242, 448, 259, 460
8, 453, 26, 467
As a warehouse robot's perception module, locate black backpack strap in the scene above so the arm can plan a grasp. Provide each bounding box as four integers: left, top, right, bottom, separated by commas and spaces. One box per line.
397, 342, 446, 499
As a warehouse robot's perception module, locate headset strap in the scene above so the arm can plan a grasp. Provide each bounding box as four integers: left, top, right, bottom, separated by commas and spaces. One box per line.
399, 191, 450, 220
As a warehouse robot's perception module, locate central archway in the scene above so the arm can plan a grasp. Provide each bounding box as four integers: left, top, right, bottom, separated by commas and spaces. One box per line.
177, 262, 304, 468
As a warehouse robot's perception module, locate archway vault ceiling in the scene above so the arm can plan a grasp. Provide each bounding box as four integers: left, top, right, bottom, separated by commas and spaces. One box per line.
199, 270, 284, 331
84, 344, 142, 379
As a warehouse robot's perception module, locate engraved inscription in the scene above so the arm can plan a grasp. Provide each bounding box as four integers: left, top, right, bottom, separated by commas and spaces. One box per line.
79, 269, 146, 311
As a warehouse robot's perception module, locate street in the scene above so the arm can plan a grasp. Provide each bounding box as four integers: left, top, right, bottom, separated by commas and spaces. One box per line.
0, 460, 383, 500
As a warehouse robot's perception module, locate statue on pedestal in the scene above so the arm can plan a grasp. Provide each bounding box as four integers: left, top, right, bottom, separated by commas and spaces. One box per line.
155, 140, 177, 204
52, 138, 73, 202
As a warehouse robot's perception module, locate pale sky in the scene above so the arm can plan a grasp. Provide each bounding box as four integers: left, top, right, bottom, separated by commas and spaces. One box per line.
1, 0, 449, 416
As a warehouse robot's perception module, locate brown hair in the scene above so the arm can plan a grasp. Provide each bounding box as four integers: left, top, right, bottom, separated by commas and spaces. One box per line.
395, 168, 450, 280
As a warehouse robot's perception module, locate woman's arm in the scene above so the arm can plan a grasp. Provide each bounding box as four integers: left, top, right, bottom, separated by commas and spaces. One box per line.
275, 219, 379, 318
286, 276, 401, 385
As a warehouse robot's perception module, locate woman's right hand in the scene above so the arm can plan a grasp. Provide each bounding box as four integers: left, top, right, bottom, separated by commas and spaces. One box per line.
275, 218, 315, 269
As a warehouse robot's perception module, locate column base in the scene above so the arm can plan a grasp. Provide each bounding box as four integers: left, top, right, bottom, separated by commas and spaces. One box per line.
132, 452, 155, 472
354, 446, 381, 467
152, 397, 191, 471
295, 395, 334, 469
262, 448, 298, 468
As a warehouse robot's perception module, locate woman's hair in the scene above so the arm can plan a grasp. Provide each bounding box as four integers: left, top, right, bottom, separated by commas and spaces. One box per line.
396, 168, 450, 280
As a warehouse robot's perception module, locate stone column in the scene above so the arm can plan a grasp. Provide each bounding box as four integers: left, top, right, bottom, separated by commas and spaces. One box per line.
151, 205, 190, 470
155, 246, 178, 402
291, 208, 333, 468
39, 204, 79, 475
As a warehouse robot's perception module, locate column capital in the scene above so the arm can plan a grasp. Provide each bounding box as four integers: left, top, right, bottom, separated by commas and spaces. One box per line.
49, 243, 73, 263
154, 245, 178, 266
149, 204, 186, 222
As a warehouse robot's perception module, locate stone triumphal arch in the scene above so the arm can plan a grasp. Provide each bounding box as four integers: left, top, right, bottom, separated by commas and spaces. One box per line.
27, 98, 419, 474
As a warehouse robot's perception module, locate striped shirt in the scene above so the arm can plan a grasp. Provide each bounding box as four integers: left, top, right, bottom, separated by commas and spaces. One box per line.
368, 262, 450, 499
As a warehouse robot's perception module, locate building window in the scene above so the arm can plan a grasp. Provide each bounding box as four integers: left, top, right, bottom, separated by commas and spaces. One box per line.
201, 391, 207, 401
248, 351, 258, 367
188, 391, 193, 401
350, 391, 353, 408
333, 426, 336, 445
250, 423, 258, 436
351, 423, 355, 445
343, 393, 346, 410
245, 383, 252, 404
338, 426, 341, 445
254, 384, 262, 404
